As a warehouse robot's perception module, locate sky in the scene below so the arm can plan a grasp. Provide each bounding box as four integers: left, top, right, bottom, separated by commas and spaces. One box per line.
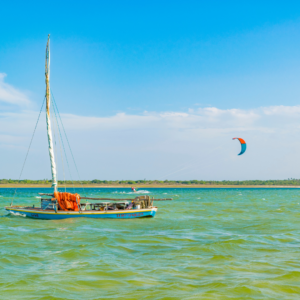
1, 1, 300, 180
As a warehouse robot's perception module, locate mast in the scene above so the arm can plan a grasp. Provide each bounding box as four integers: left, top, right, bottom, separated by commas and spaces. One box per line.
45, 34, 58, 192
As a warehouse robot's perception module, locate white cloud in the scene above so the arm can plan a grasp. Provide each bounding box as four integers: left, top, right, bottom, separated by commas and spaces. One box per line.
0, 73, 30, 106
262, 105, 300, 116
51, 105, 298, 135
1, 104, 300, 180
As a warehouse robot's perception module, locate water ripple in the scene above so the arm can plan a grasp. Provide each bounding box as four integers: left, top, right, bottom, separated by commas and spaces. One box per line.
0, 187, 300, 299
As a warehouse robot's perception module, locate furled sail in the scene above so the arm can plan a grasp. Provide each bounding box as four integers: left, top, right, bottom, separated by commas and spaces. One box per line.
45, 34, 58, 191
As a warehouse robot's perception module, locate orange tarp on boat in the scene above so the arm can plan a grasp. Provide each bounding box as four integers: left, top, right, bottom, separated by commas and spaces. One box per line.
54, 192, 81, 211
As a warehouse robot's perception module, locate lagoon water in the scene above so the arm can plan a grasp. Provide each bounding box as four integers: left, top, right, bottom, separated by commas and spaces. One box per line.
1, 188, 300, 299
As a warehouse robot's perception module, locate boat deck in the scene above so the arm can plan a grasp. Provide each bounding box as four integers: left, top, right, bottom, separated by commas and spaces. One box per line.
14, 206, 156, 212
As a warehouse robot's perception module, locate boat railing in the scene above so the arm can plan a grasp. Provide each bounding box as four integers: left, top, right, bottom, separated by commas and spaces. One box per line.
39, 194, 172, 210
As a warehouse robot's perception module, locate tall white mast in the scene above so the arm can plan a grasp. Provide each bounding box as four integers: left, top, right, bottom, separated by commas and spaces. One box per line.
45, 34, 58, 192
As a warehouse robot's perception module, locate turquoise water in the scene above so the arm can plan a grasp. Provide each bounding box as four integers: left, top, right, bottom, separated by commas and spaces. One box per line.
1, 188, 300, 299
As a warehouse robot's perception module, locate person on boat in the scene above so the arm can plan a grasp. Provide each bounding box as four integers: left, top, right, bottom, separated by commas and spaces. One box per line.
131, 187, 137, 192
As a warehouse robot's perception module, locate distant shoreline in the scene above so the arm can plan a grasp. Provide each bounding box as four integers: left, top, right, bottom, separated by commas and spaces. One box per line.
0, 184, 300, 188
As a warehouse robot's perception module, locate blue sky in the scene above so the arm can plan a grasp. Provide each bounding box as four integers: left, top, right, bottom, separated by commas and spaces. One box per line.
1, 1, 300, 180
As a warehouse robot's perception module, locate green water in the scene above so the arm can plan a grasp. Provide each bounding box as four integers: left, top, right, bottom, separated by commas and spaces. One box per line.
1, 188, 300, 299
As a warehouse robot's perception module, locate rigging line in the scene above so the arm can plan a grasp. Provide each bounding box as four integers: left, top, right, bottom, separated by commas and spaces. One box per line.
166, 156, 231, 179
51, 101, 67, 192
51, 104, 59, 187
50, 90, 86, 197
51, 103, 61, 190
51, 107, 57, 180
51, 90, 85, 195
52, 97, 75, 192
157, 144, 225, 180
11, 98, 46, 206
51, 97, 75, 193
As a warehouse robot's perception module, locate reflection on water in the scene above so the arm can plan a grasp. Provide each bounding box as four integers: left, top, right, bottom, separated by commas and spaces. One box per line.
1, 188, 300, 299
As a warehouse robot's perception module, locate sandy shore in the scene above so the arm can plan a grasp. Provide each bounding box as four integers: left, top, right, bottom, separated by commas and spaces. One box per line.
0, 184, 299, 188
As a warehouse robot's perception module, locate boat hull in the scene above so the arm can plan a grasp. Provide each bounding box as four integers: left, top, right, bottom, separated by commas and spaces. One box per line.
5, 207, 157, 220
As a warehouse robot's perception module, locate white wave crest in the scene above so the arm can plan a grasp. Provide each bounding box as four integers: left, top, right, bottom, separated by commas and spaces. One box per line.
9, 226, 30, 232
112, 190, 150, 194
129, 190, 150, 194
9, 211, 27, 218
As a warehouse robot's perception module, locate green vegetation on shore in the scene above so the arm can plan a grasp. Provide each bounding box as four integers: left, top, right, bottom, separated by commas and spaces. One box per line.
1, 179, 300, 186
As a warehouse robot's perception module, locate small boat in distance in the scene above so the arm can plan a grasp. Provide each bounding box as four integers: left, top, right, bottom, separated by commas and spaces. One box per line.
5, 35, 172, 220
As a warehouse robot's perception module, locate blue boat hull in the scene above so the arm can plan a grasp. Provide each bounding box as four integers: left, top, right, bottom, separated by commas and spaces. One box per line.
5, 207, 157, 220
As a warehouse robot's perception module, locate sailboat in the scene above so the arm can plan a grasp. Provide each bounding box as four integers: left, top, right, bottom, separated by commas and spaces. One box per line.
5, 35, 172, 220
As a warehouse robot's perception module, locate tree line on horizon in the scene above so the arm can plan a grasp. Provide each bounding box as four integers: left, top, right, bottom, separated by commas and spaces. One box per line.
0, 179, 300, 185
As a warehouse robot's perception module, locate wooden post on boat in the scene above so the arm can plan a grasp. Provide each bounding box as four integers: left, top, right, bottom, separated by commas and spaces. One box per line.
133, 195, 153, 209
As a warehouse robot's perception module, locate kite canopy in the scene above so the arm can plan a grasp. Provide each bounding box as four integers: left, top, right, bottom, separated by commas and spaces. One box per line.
232, 137, 247, 155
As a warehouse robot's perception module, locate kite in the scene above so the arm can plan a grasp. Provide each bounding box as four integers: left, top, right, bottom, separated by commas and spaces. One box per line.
232, 137, 246, 155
